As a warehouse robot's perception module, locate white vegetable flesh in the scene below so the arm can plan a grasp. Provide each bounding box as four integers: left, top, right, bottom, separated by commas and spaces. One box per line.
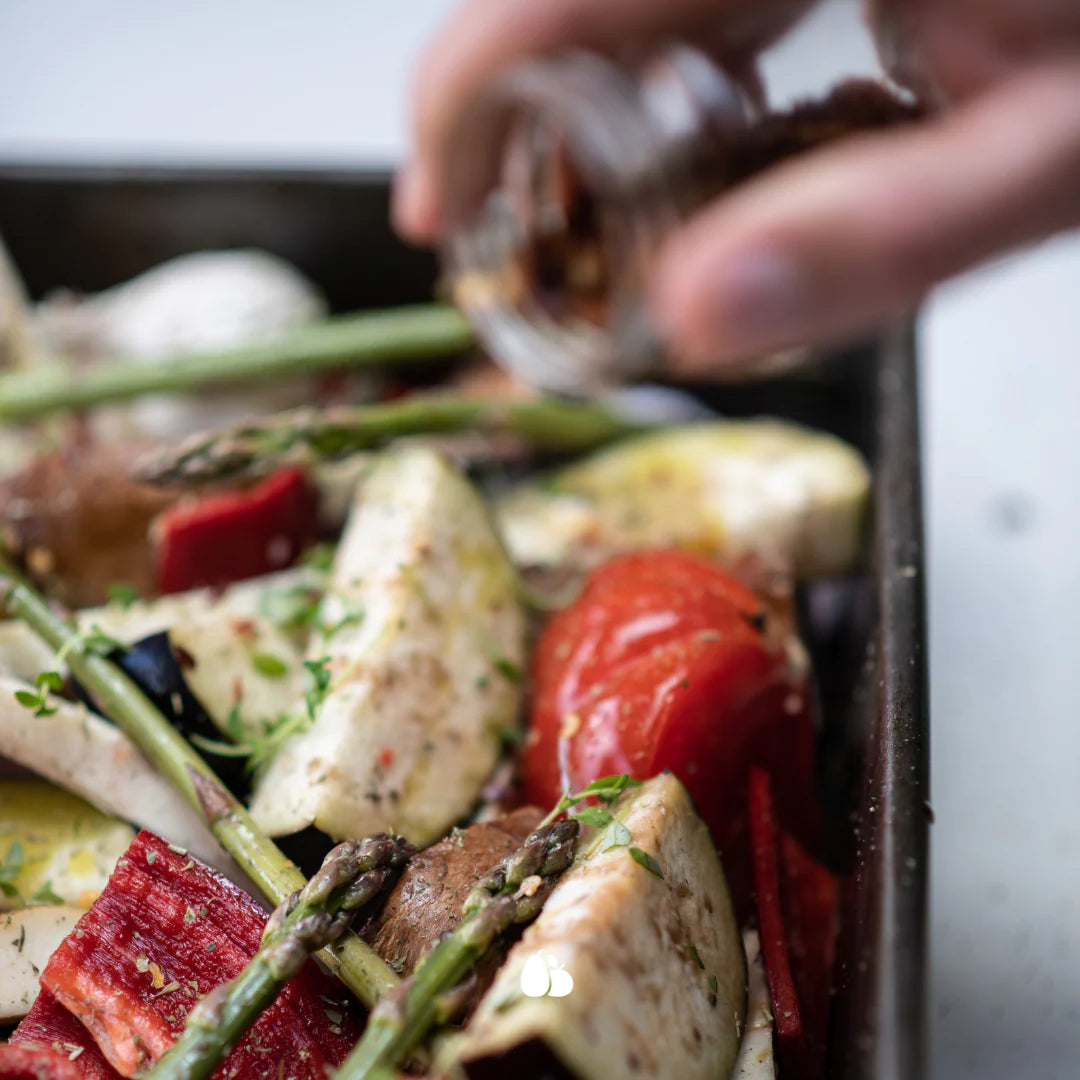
0, 906, 83, 1022
496, 421, 869, 579
0, 676, 243, 883
0, 568, 321, 740
448, 773, 746, 1080
733, 930, 777, 1079
251, 447, 525, 846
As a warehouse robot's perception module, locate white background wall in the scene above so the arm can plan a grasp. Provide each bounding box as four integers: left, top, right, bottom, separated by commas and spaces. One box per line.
2, 1, 1079, 1075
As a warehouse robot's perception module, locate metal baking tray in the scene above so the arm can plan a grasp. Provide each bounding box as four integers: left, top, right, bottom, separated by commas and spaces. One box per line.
0, 164, 929, 1080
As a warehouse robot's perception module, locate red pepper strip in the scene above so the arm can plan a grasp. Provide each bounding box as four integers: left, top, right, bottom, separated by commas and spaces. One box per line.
10, 993, 120, 1080
780, 833, 839, 1080
0, 1046, 90, 1080
154, 467, 317, 595
38, 831, 359, 1080
748, 766, 805, 1071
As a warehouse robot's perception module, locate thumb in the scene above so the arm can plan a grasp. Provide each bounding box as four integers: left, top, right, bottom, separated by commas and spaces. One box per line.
650, 61, 1080, 370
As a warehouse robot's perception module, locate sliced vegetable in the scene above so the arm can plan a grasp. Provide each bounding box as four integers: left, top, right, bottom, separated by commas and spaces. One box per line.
780, 832, 839, 1080
364, 806, 543, 1012
154, 468, 318, 595
749, 767, 804, 1073
733, 930, 777, 1079
525, 550, 818, 908
0, 907, 83, 1022
10, 991, 120, 1080
0, 677, 239, 881
0, 1045, 94, 1080
38, 831, 360, 1079
251, 447, 525, 846
496, 420, 869, 579
444, 773, 745, 1080
0, 781, 135, 911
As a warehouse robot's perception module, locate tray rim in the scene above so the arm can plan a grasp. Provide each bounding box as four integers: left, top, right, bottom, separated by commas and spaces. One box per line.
0, 164, 930, 1079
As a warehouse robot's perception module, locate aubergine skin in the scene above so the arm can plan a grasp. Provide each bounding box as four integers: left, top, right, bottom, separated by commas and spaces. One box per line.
446, 774, 746, 1080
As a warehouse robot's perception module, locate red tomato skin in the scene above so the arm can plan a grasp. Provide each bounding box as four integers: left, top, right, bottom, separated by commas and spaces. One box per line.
525, 550, 819, 903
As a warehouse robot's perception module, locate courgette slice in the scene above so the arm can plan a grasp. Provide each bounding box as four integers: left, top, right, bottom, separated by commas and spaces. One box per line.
496, 420, 869, 579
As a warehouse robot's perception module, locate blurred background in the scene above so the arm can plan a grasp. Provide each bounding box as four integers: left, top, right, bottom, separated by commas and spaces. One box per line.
1, 0, 1078, 1075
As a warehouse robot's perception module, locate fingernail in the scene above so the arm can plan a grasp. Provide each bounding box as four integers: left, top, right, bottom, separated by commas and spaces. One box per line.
660, 245, 811, 370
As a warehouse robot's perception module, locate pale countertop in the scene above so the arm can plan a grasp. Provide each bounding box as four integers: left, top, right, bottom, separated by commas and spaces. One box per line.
2, 1, 1079, 1076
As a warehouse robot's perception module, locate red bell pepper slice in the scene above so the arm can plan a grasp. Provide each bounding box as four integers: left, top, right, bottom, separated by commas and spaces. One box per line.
154, 467, 317, 595
749, 766, 805, 1070
10, 993, 120, 1080
780, 832, 839, 1080
750, 767, 840, 1079
32, 831, 359, 1079
0, 1046, 92, 1080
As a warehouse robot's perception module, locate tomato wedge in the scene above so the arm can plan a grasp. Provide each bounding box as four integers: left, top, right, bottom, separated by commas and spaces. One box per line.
525, 549, 819, 904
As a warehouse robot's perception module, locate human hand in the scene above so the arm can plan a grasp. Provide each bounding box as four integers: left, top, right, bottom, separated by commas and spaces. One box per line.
395, 0, 1080, 369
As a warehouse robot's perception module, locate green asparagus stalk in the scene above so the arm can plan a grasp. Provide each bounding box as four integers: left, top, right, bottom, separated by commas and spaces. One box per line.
148, 834, 414, 1080
134, 394, 644, 486
0, 551, 401, 1006
336, 818, 580, 1080
0, 304, 472, 423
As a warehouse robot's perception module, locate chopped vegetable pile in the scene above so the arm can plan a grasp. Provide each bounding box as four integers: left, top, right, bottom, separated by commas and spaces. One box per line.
0, 238, 873, 1080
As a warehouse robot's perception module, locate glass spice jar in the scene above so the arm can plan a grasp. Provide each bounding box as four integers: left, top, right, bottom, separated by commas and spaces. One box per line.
441, 44, 917, 395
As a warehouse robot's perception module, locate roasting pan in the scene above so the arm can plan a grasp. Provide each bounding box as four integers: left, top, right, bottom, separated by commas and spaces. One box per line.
0, 163, 930, 1080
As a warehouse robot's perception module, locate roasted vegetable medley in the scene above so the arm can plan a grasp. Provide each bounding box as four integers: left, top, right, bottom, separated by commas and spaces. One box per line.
0, 242, 872, 1080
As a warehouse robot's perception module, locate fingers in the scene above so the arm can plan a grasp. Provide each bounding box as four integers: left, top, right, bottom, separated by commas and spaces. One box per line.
393, 0, 818, 243
651, 61, 1080, 371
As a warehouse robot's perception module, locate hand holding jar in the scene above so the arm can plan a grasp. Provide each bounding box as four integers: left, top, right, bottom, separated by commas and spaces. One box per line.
393, 0, 1080, 384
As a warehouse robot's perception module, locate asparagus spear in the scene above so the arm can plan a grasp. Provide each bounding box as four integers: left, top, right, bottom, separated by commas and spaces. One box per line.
148, 834, 414, 1080
336, 817, 580, 1080
0, 304, 472, 423
0, 552, 400, 1006
133, 395, 644, 487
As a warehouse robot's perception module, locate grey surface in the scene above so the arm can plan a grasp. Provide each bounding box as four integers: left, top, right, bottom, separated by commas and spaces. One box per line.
2, 1, 1079, 1075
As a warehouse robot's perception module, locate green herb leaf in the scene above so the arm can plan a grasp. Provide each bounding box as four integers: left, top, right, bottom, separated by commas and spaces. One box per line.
14, 689, 40, 709
225, 702, 246, 742
686, 943, 705, 970
303, 657, 333, 721
582, 774, 642, 806
302, 544, 336, 573
189, 733, 257, 758
493, 655, 522, 685
322, 609, 364, 640
572, 806, 614, 829
35, 671, 63, 692
0, 841, 24, 899
628, 847, 664, 878
707, 975, 718, 994
598, 820, 632, 852
107, 583, 140, 610
82, 624, 125, 657
30, 881, 65, 906
251, 652, 289, 678
259, 585, 322, 631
